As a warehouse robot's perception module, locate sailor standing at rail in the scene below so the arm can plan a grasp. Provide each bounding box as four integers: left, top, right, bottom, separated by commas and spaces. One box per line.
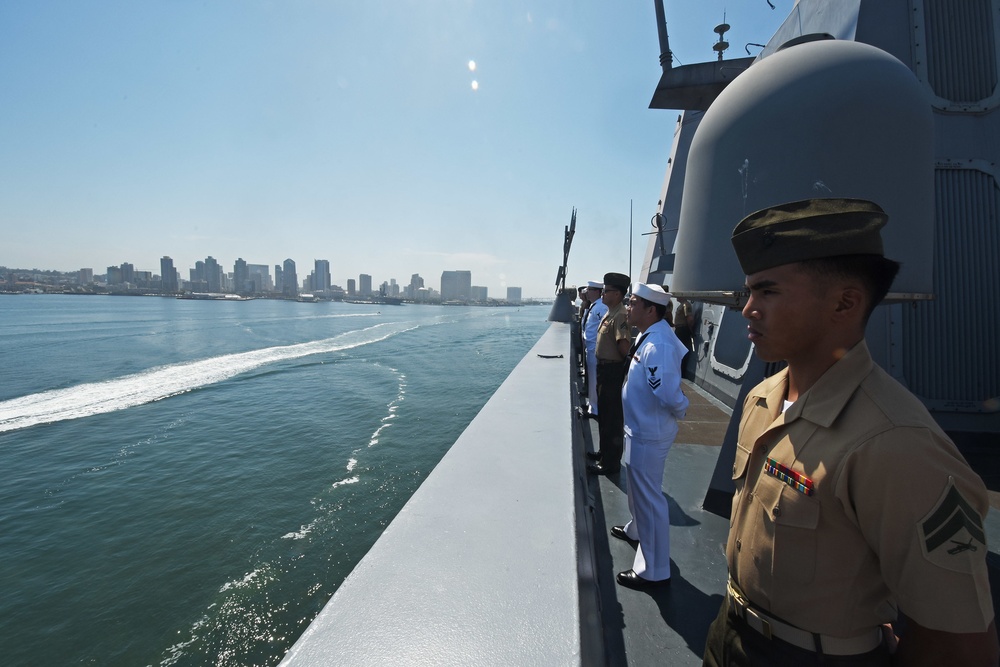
613, 283, 688, 589
579, 280, 607, 423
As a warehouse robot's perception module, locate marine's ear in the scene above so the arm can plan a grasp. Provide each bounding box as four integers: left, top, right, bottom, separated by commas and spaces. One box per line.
832, 284, 866, 323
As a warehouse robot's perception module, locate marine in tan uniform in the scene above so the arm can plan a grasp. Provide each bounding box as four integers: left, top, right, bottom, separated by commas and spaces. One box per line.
588, 271, 632, 475
702, 198, 998, 666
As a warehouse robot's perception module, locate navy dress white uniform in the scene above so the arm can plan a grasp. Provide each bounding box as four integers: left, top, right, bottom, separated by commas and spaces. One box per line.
620, 284, 689, 584
581, 281, 608, 415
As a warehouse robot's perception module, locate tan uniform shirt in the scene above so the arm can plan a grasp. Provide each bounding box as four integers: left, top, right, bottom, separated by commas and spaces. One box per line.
595, 301, 630, 362
728, 341, 993, 637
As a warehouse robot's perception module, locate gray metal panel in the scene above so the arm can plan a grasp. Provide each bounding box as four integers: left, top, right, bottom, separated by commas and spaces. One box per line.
902, 166, 1000, 410
758, 0, 861, 59
280, 324, 581, 666
921, 0, 998, 105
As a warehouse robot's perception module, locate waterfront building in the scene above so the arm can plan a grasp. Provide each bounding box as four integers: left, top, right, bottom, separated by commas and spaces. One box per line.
347, 279, 356, 296
247, 264, 271, 293
234, 258, 248, 294
359, 274, 372, 296
204, 257, 222, 293
315, 260, 331, 293
78, 268, 94, 285
506, 287, 522, 304
160, 257, 177, 292
282, 259, 297, 297
471, 286, 488, 301
192, 261, 205, 285
407, 274, 425, 300
440, 270, 472, 301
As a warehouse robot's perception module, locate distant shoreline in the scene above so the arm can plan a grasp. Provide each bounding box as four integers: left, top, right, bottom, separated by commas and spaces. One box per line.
0, 290, 552, 306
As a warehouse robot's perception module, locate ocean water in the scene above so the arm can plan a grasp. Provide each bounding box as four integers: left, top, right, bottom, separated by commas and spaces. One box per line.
0, 295, 550, 666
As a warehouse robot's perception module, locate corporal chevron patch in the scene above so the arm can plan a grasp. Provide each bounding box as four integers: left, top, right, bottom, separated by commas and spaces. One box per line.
918, 477, 986, 572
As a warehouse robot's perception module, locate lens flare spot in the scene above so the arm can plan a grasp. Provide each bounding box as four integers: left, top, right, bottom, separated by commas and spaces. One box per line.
468, 60, 476, 71
471, 80, 479, 91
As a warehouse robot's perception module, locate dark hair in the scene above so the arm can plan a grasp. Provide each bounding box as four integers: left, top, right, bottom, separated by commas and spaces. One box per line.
799, 254, 901, 321
638, 296, 667, 319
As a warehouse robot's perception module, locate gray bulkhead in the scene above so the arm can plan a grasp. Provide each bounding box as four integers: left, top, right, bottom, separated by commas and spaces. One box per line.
644, 0, 1000, 437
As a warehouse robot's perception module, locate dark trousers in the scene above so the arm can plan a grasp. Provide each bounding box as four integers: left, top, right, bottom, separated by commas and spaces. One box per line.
595, 362, 625, 470
702, 597, 891, 667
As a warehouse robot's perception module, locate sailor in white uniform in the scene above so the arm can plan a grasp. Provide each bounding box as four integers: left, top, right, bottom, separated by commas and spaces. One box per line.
614, 283, 689, 589
580, 280, 608, 417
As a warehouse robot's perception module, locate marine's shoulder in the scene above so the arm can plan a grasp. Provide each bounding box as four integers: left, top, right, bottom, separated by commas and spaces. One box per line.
854, 364, 943, 432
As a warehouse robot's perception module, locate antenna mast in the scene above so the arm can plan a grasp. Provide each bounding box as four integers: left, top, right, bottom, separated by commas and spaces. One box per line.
653, 0, 673, 72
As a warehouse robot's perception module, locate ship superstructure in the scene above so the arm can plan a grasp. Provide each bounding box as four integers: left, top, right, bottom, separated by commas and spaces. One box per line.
641, 1, 999, 511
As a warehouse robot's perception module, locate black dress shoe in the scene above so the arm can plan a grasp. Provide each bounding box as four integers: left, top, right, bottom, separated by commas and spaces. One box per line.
610, 525, 637, 543
585, 451, 602, 461
587, 462, 620, 476
616, 569, 671, 590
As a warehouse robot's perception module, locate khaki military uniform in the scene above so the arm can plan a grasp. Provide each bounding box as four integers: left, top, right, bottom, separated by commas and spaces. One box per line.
725, 341, 992, 640
593, 301, 631, 469
595, 301, 629, 363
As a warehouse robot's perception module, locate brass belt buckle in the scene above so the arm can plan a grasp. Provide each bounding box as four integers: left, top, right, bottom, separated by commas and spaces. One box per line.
746, 607, 773, 640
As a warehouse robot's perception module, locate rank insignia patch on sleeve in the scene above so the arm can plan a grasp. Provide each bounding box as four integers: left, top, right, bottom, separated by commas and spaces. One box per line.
647, 366, 660, 389
919, 477, 986, 569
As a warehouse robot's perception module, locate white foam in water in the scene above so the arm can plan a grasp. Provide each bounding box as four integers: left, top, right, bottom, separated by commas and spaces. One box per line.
0, 322, 418, 434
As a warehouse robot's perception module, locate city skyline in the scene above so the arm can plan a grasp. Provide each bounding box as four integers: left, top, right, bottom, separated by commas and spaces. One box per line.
1, 3, 789, 298
3, 254, 522, 302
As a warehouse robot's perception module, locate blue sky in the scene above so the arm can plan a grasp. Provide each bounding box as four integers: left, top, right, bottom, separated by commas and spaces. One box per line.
1, 1, 789, 297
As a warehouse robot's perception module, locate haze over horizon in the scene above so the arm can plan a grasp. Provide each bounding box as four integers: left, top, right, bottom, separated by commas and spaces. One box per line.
1, 1, 788, 298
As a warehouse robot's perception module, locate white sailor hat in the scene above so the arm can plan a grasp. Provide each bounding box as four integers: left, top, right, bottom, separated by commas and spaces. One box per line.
632, 282, 671, 306
586, 280, 604, 289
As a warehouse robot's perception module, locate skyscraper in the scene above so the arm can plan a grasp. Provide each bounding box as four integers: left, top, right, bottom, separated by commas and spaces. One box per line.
506, 287, 522, 304
246, 264, 271, 293
359, 274, 372, 296
282, 259, 298, 297
315, 260, 331, 293
440, 270, 472, 301
119, 262, 135, 285
234, 258, 248, 294
205, 256, 222, 292
407, 274, 424, 300
159, 257, 177, 292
